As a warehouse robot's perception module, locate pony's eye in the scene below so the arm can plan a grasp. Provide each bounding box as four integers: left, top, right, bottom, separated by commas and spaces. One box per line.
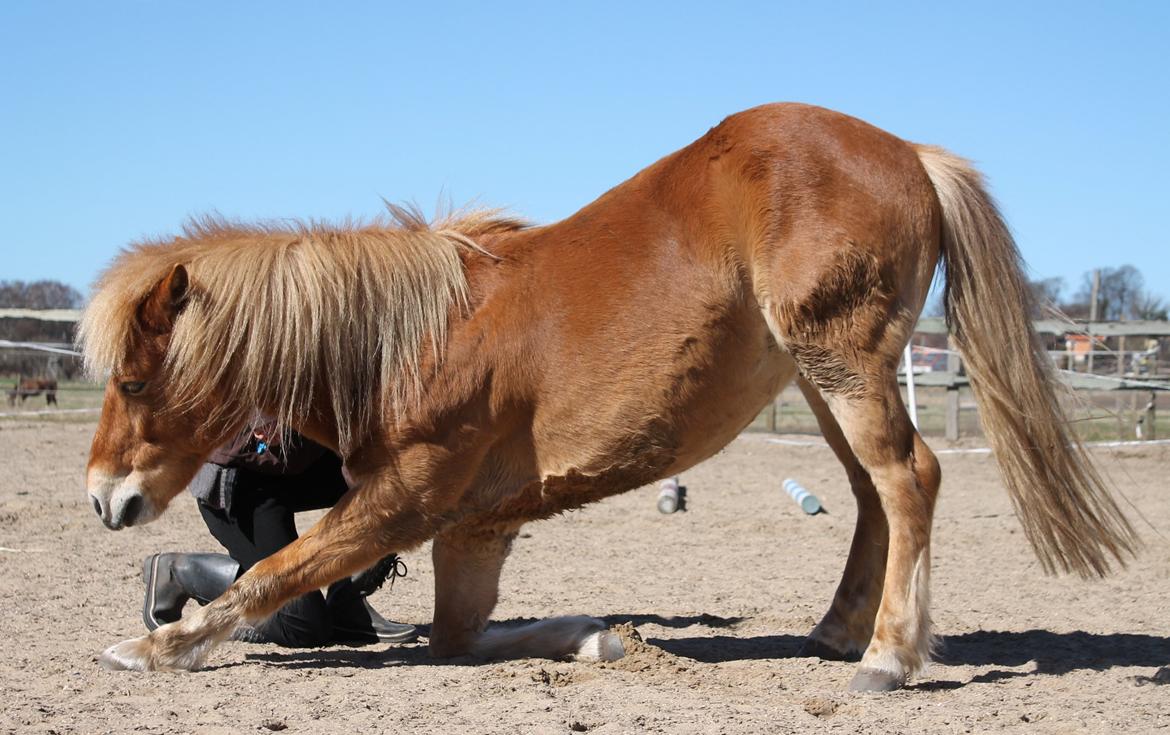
120, 381, 146, 395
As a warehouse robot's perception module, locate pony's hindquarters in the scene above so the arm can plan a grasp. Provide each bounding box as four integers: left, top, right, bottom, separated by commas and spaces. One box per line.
749, 119, 945, 689
756, 124, 1135, 690
917, 145, 1137, 577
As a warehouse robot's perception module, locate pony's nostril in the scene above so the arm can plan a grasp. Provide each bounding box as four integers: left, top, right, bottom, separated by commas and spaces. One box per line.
121, 495, 143, 527
91, 495, 103, 517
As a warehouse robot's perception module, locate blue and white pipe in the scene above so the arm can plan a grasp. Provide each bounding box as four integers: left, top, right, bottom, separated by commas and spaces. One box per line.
782, 478, 822, 515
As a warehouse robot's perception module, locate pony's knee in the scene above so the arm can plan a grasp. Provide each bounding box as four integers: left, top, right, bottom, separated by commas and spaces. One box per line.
428, 627, 477, 659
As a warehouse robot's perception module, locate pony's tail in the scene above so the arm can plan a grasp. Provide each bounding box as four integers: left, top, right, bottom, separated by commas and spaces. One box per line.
915, 144, 1138, 578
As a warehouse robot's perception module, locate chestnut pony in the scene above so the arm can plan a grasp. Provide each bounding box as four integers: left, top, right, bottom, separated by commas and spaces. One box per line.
80, 103, 1135, 691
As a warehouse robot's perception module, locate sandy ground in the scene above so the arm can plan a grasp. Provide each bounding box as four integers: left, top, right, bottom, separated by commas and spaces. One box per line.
1, 420, 1168, 734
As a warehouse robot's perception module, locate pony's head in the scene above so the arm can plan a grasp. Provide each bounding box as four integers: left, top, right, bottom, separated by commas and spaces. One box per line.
78, 207, 523, 530
81, 263, 229, 529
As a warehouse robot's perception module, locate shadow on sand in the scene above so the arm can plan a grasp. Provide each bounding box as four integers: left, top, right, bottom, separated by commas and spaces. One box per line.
243, 613, 747, 670
911, 629, 1170, 688
244, 619, 1170, 685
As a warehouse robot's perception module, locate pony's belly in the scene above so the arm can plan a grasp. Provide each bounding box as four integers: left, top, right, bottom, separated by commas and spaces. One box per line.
529, 338, 795, 501
531, 300, 796, 482
666, 342, 798, 475
537, 321, 798, 480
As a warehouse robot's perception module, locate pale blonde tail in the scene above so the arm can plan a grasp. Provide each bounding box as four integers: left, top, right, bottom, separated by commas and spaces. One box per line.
916, 145, 1138, 577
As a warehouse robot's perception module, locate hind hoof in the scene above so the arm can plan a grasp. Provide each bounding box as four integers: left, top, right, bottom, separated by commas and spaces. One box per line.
848, 667, 906, 692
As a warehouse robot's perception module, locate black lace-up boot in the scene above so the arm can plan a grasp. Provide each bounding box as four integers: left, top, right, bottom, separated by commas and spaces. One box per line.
327, 554, 417, 644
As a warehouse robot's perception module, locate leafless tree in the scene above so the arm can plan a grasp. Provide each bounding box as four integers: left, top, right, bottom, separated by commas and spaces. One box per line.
0, 280, 83, 310
1071, 266, 1163, 321
1027, 277, 1065, 318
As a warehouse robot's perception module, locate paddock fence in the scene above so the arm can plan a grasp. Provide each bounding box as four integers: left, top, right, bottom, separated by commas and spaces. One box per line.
0, 308, 97, 418
3, 309, 1169, 440
757, 317, 1170, 442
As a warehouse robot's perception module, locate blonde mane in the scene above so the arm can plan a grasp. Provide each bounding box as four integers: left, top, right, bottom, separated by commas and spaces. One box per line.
78, 205, 527, 452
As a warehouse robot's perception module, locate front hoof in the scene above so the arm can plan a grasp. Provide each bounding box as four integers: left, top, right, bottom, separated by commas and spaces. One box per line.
99, 636, 154, 672
576, 631, 625, 662
847, 667, 906, 692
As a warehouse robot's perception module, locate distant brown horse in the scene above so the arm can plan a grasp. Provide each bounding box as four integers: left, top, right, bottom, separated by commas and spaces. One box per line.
79, 103, 1136, 690
10, 377, 58, 407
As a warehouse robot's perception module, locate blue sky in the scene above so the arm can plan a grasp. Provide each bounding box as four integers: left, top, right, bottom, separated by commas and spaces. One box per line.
2, 1, 1167, 303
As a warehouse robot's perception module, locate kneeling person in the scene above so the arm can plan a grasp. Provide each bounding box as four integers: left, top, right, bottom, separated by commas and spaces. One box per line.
141, 427, 416, 646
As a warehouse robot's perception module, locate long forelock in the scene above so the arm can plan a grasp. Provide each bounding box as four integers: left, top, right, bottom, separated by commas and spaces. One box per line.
78, 206, 526, 452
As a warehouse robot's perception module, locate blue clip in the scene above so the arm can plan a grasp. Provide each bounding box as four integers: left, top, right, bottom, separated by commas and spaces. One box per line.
256, 440, 268, 455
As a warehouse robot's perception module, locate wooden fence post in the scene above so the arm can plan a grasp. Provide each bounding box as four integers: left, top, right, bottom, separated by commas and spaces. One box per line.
1116, 335, 1126, 439
945, 338, 961, 441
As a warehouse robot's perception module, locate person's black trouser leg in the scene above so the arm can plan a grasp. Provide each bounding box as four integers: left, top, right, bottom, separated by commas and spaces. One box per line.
196, 454, 414, 646
197, 456, 351, 648
198, 498, 331, 647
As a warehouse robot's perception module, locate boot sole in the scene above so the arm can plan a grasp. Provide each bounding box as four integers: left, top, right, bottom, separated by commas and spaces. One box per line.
331, 625, 419, 646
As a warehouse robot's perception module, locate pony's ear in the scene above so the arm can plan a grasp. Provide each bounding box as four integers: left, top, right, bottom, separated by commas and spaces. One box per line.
137, 264, 190, 334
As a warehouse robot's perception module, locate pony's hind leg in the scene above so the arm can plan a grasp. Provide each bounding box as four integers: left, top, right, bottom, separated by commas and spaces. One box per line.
430, 524, 624, 662
819, 381, 940, 690
796, 377, 888, 661
762, 237, 941, 689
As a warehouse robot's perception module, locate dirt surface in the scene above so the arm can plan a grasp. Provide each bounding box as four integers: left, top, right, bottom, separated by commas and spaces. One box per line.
1, 421, 1168, 734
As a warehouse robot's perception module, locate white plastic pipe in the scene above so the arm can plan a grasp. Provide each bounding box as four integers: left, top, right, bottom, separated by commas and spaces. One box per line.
782, 478, 822, 515
904, 343, 918, 429
657, 477, 682, 514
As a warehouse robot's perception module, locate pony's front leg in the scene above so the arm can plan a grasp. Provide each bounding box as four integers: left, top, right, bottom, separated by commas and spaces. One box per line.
430, 524, 623, 662
100, 486, 418, 672
429, 525, 515, 658
100, 585, 254, 671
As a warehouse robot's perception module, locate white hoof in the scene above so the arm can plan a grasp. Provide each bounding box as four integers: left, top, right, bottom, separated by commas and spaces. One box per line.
575, 630, 625, 662
99, 636, 153, 671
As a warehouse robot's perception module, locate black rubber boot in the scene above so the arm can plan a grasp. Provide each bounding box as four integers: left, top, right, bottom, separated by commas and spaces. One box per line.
142, 552, 239, 631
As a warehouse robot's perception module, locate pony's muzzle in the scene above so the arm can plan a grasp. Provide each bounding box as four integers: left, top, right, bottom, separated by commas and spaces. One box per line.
90, 487, 147, 530
88, 492, 119, 529
112, 494, 144, 529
